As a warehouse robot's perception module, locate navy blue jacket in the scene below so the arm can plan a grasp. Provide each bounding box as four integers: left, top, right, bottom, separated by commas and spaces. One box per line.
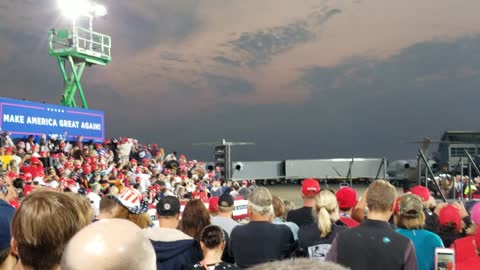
150, 239, 201, 270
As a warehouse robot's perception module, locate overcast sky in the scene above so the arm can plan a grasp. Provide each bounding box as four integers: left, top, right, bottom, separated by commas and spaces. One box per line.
1, 0, 480, 161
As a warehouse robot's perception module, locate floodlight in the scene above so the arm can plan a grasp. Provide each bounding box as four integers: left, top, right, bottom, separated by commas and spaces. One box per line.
93, 4, 107, 17
58, 0, 91, 19
58, 0, 107, 19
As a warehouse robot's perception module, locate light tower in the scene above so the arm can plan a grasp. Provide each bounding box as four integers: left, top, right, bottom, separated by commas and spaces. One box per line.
48, 0, 111, 109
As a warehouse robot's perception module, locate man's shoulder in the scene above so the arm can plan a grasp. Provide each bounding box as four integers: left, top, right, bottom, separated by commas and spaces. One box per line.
231, 223, 249, 235
417, 229, 444, 244
212, 216, 238, 225
298, 223, 318, 237
286, 207, 303, 219
335, 222, 365, 238
144, 227, 193, 242
232, 221, 285, 235
0, 199, 15, 214
332, 223, 348, 233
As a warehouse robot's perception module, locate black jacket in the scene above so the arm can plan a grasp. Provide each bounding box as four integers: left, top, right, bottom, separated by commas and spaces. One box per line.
326, 219, 418, 270
297, 222, 347, 259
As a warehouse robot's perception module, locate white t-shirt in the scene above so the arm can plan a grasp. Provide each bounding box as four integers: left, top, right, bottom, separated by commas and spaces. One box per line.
134, 173, 151, 193
230, 190, 240, 198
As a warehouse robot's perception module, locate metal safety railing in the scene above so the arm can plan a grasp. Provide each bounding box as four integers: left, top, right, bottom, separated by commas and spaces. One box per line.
48, 27, 111, 60
417, 148, 480, 202
463, 150, 480, 200
76, 27, 111, 59
418, 149, 447, 202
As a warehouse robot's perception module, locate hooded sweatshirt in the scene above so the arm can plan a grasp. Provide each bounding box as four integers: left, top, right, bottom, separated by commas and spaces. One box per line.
144, 227, 201, 270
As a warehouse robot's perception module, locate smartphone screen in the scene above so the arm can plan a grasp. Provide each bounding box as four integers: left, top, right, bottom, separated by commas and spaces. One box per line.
435, 248, 455, 270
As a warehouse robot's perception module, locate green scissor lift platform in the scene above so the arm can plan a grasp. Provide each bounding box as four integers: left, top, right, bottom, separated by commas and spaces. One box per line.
48, 27, 111, 108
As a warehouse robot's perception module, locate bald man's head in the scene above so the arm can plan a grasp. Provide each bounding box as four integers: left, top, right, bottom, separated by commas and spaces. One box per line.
61, 219, 156, 270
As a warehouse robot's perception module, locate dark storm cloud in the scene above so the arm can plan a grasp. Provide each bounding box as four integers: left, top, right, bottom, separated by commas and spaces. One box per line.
203, 74, 255, 97
159, 51, 186, 62
173, 35, 480, 161
301, 36, 480, 95
212, 56, 241, 67
307, 8, 342, 26
225, 7, 341, 67
228, 22, 314, 67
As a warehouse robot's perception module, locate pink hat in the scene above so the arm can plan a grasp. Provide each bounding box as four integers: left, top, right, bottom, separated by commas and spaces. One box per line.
475, 226, 480, 248
470, 202, 480, 225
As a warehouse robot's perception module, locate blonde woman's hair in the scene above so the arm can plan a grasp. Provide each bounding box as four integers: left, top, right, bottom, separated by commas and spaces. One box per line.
315, 190, 338, 237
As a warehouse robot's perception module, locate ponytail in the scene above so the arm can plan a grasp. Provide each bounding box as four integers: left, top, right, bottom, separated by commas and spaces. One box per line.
317, 205, 332, 237
315, 190, 338, 238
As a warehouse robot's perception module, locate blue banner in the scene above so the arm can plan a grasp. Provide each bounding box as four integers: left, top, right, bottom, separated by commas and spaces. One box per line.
0, 97, 105, 141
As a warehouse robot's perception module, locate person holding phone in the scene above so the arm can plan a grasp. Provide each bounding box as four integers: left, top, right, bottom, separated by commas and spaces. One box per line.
434, 248, 455, 270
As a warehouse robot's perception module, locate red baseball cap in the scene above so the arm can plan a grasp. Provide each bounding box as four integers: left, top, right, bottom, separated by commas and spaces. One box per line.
302, 178, 320, 196
24, 173, 33, 181
336, 187, 357, 210
394, 196, 402, 215
208, 196, 220, 213
9, 199, 20, 209
7, 171, 16, 179
23, 185, 35, 196
409, 185, 430, 202
439, 204, 462, 230
4, 147, 13, 154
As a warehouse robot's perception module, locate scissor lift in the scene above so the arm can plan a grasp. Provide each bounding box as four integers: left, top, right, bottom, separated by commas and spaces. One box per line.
48, 26, 111, 108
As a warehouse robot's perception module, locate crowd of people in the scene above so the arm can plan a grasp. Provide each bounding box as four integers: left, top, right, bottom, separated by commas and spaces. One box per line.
1, 134, 480, 270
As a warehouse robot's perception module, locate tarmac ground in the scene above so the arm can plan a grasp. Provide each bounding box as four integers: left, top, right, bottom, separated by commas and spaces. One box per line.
265, 181, 404, 209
